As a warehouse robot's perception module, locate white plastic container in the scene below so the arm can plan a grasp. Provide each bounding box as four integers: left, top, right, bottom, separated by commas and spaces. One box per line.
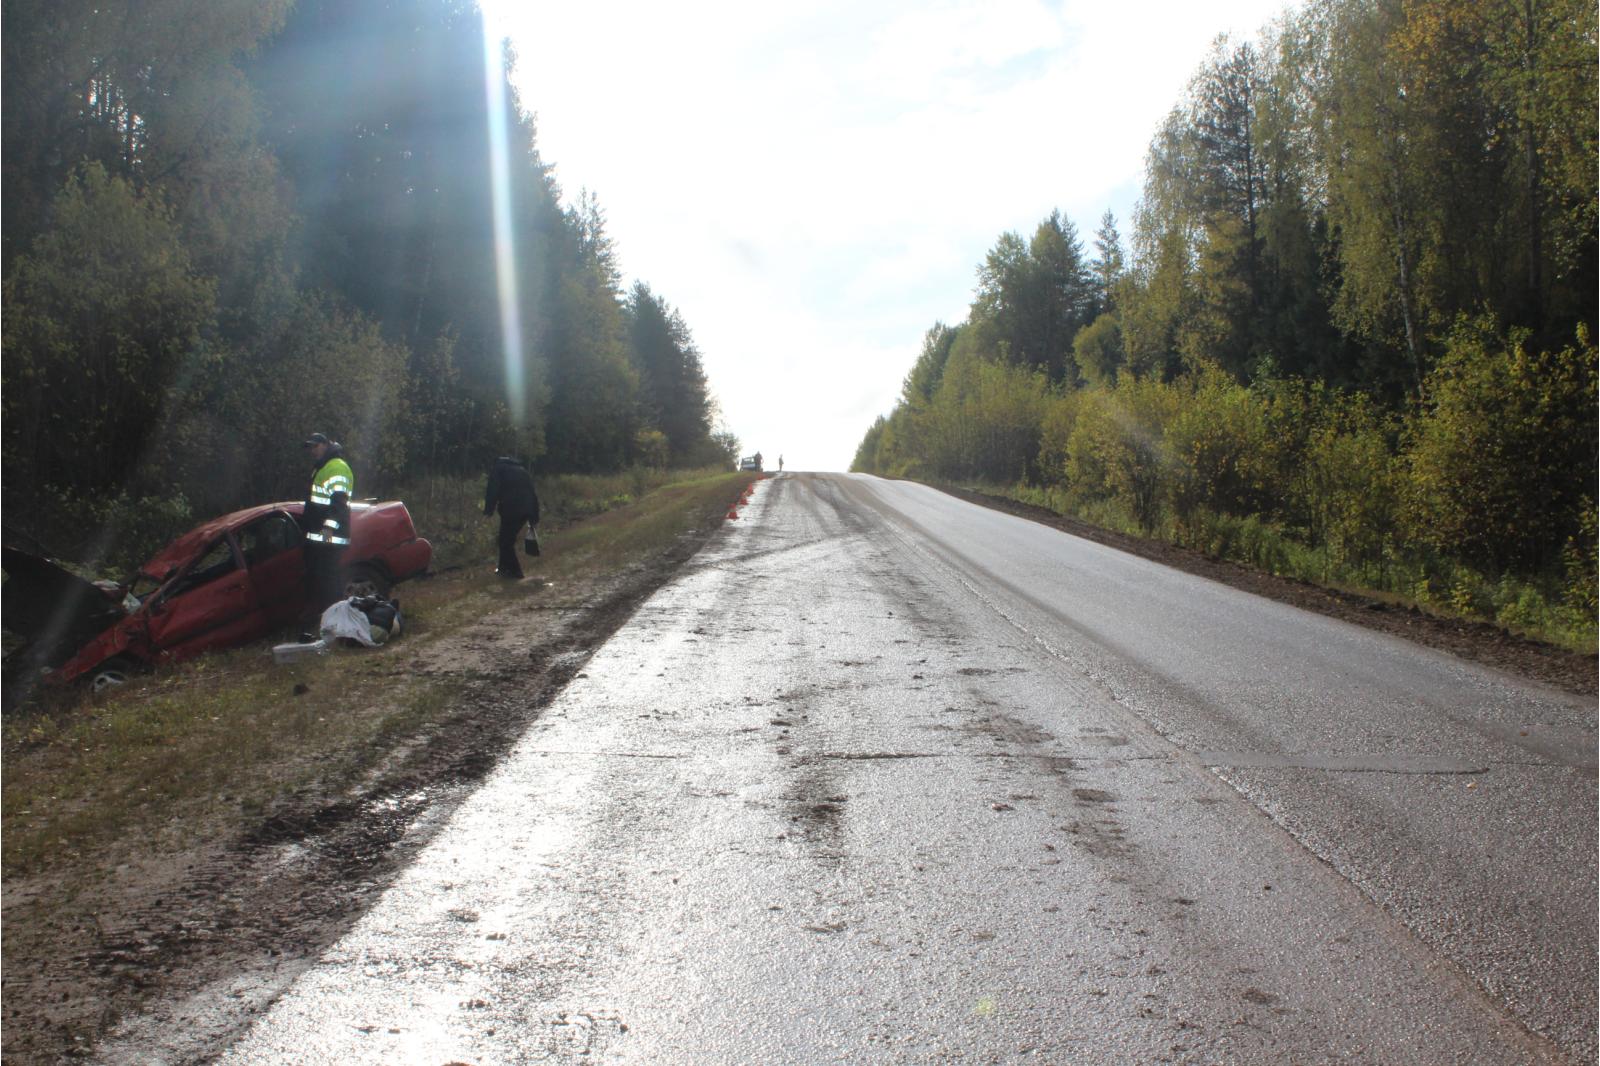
272, 639, 328, 664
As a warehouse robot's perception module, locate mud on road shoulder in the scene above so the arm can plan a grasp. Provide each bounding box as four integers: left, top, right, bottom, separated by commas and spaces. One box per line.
2, 504, 734, 1065
940, 484, 1596, 698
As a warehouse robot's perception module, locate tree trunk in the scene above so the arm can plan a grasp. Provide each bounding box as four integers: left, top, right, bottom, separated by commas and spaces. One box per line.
1389, 184, 1423, 400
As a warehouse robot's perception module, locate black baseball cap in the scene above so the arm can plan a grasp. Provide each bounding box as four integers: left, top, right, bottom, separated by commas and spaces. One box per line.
302, 432, 330, 447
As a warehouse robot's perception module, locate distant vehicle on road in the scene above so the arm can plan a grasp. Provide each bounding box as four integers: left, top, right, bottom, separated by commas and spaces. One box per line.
738, 455, 763, 472
2, 500, 432, 692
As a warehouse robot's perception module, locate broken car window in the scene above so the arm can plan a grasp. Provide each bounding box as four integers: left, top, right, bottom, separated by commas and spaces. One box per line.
240, 513, 300, 566
167, 540, 239, 598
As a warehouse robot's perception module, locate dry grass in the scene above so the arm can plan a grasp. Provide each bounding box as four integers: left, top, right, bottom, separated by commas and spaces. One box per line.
2, 655, 459, 875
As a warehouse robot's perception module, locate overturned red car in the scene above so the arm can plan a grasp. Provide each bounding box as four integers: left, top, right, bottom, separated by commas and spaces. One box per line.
3, 500, 431, 691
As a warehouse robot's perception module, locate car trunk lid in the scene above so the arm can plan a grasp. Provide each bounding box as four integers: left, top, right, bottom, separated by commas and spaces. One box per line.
2, 546, 128, 664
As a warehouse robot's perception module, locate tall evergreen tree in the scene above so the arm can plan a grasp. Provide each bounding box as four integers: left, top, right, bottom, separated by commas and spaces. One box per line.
902, 323, 960, 406
972, 213, 1094, 384
541, 204, 638, 472
627, 283, 715, 465
1090, 211, 1125, 314
1026, 211, 1095, 384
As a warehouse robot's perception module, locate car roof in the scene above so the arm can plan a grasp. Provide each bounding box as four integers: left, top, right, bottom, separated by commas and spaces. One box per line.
141, 500, 396, 578
140, 503, 298, 577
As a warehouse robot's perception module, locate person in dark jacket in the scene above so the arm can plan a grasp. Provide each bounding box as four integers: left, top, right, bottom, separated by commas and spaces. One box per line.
484, 456, 540, 579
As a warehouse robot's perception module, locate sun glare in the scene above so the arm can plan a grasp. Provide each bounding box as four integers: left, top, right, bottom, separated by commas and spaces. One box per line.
480, 4, 525, 424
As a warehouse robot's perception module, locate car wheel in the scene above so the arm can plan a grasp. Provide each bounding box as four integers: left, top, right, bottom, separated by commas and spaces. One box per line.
89, 656, 138, 694
344, 563, 391, 600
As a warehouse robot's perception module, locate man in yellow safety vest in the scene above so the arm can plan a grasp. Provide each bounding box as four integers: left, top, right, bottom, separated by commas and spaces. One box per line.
301, 432, 354, 623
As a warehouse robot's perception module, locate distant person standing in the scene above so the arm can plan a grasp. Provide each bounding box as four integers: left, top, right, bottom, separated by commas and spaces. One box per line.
778, 454, 784, 472
301, 432, 354, 623
484, 456, 540, 579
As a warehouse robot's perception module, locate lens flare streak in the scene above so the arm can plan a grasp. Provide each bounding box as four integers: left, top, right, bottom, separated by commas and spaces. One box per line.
481, 11, 525, 424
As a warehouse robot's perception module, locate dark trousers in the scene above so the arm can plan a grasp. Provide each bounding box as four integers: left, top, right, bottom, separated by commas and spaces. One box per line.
303, 542, 346, 619
496, 512, 529, 578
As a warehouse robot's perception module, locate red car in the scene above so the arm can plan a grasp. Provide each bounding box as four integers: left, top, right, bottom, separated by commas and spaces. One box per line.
3, 500, 431, 692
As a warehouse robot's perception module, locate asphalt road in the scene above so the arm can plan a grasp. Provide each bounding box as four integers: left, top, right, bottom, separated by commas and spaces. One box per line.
146, 473, 1597, 1063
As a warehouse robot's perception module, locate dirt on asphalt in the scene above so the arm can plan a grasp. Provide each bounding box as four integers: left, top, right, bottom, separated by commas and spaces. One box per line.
3, 480, 1592, 1064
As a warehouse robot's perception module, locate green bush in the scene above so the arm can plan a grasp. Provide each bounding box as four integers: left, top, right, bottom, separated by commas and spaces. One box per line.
1403, 319, 1598, 574
1562, 498, 1598, 619
1166, 365, 1281, 529
1036, 392, 1081, 488
1072, 313, 1125, 387
1495, 581, 1552, 634
1296, 390, 1401, 579
634, 429, 669, 470
1067, 376, 1180, 532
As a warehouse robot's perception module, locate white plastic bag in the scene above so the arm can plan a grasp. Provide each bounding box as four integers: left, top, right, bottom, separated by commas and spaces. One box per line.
319, 598, 377, 647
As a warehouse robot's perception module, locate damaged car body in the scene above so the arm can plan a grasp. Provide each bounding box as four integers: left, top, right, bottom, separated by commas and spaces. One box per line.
3, 500, 432, 693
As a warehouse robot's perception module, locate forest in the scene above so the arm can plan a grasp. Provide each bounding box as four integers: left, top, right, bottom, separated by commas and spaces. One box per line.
2, 0, 732, 571
853, 0, 1598, 646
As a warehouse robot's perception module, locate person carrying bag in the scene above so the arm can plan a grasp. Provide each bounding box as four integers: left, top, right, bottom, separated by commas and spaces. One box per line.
484, 456, 541, 579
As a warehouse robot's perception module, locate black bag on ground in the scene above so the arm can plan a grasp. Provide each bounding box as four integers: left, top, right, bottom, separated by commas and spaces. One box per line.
523, 530, 540, 556
350, 595, 401, 637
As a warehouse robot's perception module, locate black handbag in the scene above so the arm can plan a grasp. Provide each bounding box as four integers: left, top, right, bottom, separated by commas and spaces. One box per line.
523, 529, 540, 556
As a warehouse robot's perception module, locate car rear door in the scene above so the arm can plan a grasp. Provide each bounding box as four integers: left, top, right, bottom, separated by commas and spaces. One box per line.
239, 511, 305, 627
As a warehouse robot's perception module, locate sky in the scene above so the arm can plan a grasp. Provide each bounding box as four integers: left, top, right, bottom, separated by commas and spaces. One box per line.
481, 0, 1293, 472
